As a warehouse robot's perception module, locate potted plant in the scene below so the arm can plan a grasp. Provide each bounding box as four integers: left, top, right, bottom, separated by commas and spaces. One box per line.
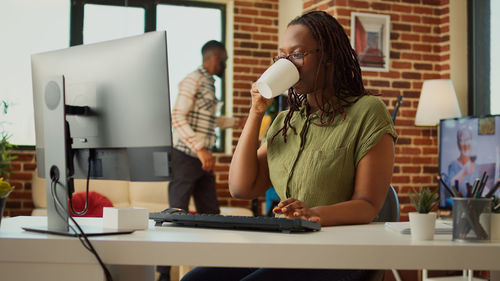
0, 99, 16, 224
491, 196, 500, 240
0, 177, 14, 224
0, 133, 16, 179
409, 187, 439, 241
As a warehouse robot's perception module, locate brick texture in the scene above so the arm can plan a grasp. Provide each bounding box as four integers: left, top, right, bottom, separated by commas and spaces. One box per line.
2, 150, 35, 217
230, 0, 280, 213
4, 0, 450, 222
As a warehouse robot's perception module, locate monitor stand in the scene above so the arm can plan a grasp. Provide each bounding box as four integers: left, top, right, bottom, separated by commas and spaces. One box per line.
23, 75, 132, 237
22, 225, 134, 237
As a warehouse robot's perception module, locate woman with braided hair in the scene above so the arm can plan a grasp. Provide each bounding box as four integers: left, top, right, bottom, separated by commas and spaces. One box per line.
181, 10, 397, 281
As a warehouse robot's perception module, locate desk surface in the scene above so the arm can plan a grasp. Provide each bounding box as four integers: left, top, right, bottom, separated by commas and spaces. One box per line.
1, 216, 500, 270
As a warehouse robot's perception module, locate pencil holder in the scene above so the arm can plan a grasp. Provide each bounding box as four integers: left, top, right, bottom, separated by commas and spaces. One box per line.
452, 197, 492, 242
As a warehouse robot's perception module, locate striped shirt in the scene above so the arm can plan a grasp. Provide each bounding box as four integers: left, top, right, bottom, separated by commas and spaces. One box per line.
172, 66, 219, 157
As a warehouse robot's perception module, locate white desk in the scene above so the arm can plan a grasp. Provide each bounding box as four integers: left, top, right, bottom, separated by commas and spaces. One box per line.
1, 216, 500, 281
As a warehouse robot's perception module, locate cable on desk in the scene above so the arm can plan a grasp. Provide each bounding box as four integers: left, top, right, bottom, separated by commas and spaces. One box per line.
68, 151, 92, 216
50, 172, 113, 281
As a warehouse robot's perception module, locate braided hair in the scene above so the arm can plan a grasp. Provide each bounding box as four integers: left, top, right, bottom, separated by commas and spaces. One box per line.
272, 11, 369, 143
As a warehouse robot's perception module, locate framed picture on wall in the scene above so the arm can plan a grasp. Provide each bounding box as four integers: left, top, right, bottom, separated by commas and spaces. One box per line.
350, 12, 390, 72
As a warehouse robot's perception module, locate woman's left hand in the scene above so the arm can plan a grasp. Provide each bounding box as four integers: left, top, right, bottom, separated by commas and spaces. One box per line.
273, 198, 320, 222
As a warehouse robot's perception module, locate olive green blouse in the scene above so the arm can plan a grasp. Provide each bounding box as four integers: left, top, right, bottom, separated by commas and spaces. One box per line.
266, 95, 397, 208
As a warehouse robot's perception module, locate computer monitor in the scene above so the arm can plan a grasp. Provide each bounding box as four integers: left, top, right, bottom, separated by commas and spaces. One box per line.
30, 31, 173, 234
438, 115, 500, 209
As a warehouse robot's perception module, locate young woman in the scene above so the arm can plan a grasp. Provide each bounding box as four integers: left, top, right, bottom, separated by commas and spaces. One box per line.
182, 10, 397, 281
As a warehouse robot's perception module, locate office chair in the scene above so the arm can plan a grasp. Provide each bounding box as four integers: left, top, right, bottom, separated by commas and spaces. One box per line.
365, 185, 403, 281
376, 185, 400, 223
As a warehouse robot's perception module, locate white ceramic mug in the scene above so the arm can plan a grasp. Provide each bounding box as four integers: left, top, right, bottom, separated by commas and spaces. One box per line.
256, 59, 299, 99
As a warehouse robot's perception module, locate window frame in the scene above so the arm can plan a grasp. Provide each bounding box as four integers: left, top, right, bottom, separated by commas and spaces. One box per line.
467, 0, 491, 115
70, 0, 228, 153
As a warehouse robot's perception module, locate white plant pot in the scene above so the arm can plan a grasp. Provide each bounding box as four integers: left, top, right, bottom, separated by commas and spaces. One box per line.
491, 213, 500, 240
409, 212, 437, 241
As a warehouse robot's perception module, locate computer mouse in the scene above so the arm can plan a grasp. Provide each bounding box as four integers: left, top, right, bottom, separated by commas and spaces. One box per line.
160, 207, 187, 214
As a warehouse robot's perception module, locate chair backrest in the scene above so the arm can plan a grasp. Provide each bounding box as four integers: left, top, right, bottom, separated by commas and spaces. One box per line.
375, 185, 400, 222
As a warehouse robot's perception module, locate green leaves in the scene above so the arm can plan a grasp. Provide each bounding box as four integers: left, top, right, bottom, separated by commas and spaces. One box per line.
0, 133, 17, 180
1, 100, 8, 115
0, 99, 17, 180
410, 187, 439, 214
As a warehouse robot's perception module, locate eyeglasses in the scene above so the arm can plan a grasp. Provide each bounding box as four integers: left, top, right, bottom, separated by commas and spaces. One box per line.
272, 49, 320, 67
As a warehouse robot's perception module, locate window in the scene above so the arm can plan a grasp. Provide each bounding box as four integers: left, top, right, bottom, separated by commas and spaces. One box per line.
468, 0, 499, 115
156, 4, 225, 150
83, 4, 145, 44
491, 1, 500, 114
0, 0, 70, 146
0, 0, 228, 152
156, 4, 223, 108
72, 0, 227, 151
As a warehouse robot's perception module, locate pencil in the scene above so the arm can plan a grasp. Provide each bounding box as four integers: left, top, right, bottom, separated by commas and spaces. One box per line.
471, 178, 480, 198
437, 175, 459, 197
466, 182, 473, 198
476, 174, 488, 198
453, 179, 460, 197
494, 202, 500, 212
485, 179, 500, 198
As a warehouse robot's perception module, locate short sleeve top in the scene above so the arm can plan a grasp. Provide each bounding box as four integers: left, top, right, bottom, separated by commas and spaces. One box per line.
266, 95, 397, 208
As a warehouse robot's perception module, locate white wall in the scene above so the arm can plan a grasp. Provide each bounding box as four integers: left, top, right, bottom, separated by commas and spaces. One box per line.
278, 0, 302, 45
450, 0, 468, 116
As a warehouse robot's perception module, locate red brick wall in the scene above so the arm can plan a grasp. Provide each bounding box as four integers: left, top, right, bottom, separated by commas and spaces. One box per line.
4, 0, 451, 221
220, 0, 280, 211
3, 150, 36, 217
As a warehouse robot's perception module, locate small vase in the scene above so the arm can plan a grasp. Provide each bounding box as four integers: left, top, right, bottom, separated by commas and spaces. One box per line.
0, 196, 6, 227
409, 212, 437, 241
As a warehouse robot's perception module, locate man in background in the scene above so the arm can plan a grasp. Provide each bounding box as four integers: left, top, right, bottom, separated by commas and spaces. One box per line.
157, 40, 238, 281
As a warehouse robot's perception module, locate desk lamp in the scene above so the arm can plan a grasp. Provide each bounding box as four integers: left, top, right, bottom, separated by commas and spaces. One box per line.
415, 79, 462, 127
415, 79, 462, 200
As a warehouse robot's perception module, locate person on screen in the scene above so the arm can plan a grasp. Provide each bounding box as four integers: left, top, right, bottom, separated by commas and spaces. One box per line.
157, 40, 240, 281
447, 125, 478, 197
181, 11, 397, 281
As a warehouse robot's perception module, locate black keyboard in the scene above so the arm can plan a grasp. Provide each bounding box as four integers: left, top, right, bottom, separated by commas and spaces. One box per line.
149, 212, 321, 233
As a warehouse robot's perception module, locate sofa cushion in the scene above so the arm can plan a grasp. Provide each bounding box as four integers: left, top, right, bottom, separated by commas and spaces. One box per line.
73, 179, 130, 208
32, 169, 130, 209
68, 191, 113, 217
32, 170, 47, 209
128, 181, 169, 212
31, 170, 252, 217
